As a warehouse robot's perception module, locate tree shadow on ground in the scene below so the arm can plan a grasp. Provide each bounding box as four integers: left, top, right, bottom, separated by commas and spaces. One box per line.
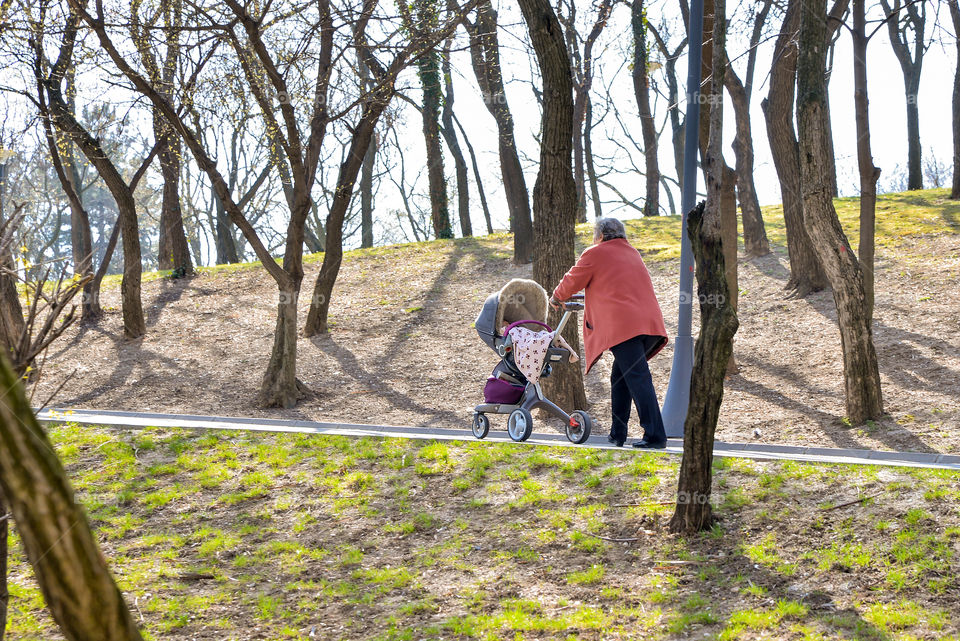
724, 367, 939, 454
668, 527, 896, 640
308, 244, 474, 427
53, 324, 191, 407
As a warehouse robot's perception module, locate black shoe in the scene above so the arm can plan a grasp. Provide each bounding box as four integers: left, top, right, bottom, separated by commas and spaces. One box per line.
631, 439, 666, 449
607, 435, 625, 447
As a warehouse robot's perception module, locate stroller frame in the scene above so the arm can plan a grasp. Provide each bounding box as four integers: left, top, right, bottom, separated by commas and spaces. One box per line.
472, 296, 593, 444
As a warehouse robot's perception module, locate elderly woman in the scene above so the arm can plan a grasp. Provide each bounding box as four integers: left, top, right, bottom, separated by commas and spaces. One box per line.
550, 217, 668, 449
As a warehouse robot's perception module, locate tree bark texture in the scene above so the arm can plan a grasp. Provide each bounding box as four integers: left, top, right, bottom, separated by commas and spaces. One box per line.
632, 0, 660, 217
463, 0, 533, 262
762, 0, 827, 297
0, 352, 143, 641
517, 0, 587, 412
155, 120, 193, 274
798, 0, 883, 424
698, 0, 738, 373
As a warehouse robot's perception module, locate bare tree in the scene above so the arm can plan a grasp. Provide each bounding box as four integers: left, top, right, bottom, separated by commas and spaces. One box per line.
131, 0, 194, 275
459, 0, 533, 262
303, 0, 481, 336
404, 0, 453, 240
671, 0, 738, 534
723, 0, 772, 257
880, 0, 928, 191
762, 0, 828, 297
647, 20, 687, 188
798, 0, 883, 424
440, 35, 472, 237
559, 0, 612, 222
848, 0, 882, 324
516, 0, 587, 412
631, 0, 659, 217
32, 5, 152, 338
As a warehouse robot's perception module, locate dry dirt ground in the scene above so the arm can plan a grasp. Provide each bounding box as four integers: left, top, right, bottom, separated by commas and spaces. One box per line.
32, 226, 960, 454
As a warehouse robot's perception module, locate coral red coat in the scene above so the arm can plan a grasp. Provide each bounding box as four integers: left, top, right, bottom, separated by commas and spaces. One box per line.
553, 238, 668, 374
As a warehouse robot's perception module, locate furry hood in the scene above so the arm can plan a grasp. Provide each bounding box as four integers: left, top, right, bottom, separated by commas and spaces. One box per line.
495, 278, 548, 331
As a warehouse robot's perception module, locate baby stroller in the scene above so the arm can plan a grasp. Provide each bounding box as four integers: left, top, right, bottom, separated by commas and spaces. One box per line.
472, 278, 593, 444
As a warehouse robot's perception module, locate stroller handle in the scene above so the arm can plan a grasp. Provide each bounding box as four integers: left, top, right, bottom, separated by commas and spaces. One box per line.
504, 320, 552, 334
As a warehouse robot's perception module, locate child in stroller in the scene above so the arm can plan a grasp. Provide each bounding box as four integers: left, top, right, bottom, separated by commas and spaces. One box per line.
472, 278, 593, 443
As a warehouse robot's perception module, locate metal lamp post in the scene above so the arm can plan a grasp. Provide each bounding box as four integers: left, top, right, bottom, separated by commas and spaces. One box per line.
660, 0, 705, 438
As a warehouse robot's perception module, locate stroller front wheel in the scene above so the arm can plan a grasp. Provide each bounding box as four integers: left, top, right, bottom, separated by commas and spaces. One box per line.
566, 410, 593, 444
507, 408, 534, 442
472, 413, 490, 439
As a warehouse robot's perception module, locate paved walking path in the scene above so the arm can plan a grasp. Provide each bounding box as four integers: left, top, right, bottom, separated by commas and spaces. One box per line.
36, 407, 960, 471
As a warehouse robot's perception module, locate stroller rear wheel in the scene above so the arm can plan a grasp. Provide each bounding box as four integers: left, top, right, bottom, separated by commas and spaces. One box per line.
472, 413, 490, 439
566, 410, 593, 444
507, 408, 534, 442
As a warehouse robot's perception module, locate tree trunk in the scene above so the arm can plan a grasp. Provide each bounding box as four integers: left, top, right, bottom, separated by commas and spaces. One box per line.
952, 1, 960, 199
213, 185, 240, 264
0, 488, 7, 640
259, 286, 305, 408
453, 113, 493, 233
440, 38, 472, 237
725, 66, 770, 257
698, 0, 738, 374
584, 96, 603, 219
360, 134, 376, 248
797, 0, 883, 424
155, 119, 193, 275
359, 57, 377, 249
671, 0, 737, 536
572, 101, 587, 223
853, 0, 881, 325
44, 87, 146, 339
63, 70, 99, 320
762, 0, 827, 297
517, 0, 587, 412
668, 199, 739, 534
0, 203, 23, 356
0, 353, 144, 641
880, 0, 925, 191
904, 73, 922, 190
417, 46, 452, 239
304, 101, 385, 337
464, 0, 533, 262
632, 0, 660, 217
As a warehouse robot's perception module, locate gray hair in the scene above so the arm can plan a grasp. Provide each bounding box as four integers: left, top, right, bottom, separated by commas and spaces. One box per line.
594, 217, 627, 242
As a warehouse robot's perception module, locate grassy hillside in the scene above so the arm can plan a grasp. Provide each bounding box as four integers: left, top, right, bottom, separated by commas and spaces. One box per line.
4, 423, 959, 639
104, 188, 960, 288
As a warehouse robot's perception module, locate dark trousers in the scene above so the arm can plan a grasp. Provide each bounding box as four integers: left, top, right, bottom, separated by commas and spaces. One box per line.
609, 335, 666, 444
